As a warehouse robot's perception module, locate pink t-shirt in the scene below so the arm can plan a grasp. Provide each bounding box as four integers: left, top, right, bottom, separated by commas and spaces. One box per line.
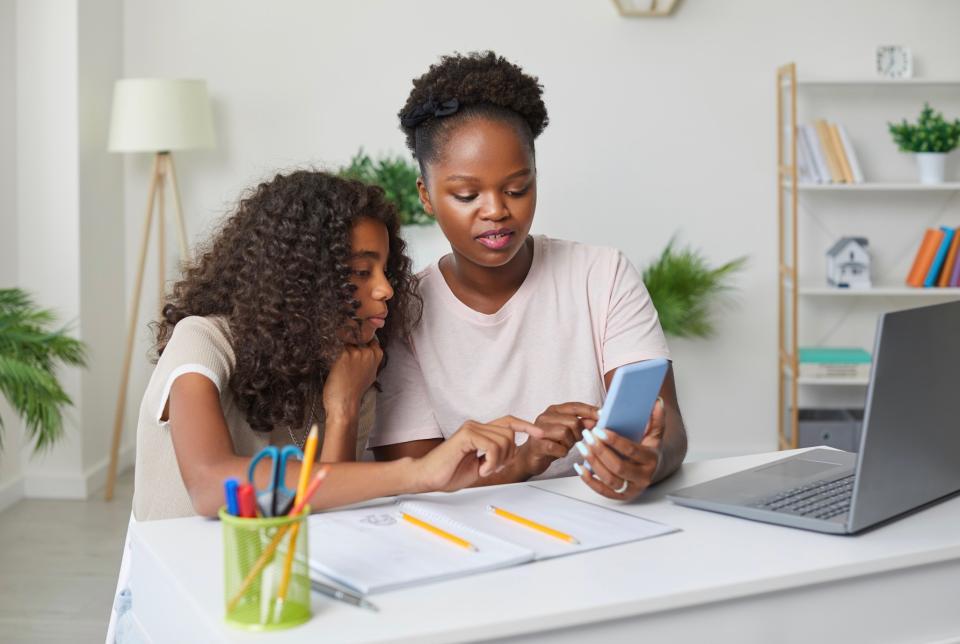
368, 235, 671, 479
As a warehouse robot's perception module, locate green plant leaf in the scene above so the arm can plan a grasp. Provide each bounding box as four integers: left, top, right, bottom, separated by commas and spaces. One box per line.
641, 238, 747, 339
888, 102, 960, 153
0, 288, 86, 454
338, 149, 433, 226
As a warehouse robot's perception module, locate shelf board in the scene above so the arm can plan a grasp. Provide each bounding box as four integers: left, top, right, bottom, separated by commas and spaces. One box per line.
791, 182, 960, 192
798, 286, 960, 297
782, 78, 960, 88
797, 376, 870, 386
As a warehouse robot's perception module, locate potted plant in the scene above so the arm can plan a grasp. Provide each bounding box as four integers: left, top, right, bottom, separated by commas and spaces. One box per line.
0, 288, 86, 453
641, 238, 747, 338
339, 150, 447, 271
888, 103, 960, 184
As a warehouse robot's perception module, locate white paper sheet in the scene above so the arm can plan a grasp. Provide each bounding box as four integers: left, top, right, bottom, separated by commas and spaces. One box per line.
307, 484, 677, 594
406, 485, 677, 560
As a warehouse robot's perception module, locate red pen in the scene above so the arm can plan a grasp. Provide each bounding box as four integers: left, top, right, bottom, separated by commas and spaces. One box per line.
238, 483, 258, 518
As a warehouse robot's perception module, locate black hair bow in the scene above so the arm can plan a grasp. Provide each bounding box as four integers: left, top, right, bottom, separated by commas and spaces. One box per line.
400, 98, 460, 128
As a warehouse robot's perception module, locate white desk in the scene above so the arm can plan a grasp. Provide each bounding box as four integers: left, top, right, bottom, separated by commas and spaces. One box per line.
129, 449, 960, 643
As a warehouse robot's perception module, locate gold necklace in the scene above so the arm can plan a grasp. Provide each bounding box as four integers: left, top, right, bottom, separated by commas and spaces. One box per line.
287, 396, 322, 450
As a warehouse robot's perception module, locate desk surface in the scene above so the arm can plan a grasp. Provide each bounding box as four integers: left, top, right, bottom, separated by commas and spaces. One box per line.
130, 449, 960, 643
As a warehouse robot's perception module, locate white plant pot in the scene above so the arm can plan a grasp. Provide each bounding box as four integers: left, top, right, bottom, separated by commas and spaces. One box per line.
400, 223, 449, 273
915, 152, 947, 185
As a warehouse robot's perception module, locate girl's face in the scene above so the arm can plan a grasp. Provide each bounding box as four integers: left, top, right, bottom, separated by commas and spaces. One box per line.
417, 118, 536, 269
341, 218, 394, 345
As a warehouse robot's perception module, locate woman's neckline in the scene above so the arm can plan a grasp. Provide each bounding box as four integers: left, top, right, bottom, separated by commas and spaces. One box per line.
431, 234, 544, 325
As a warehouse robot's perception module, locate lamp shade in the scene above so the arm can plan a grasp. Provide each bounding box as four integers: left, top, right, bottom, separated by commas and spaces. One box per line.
108, 78, 215, 152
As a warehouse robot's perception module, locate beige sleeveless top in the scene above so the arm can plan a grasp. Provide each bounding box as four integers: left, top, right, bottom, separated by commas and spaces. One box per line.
132, 315, 375, 521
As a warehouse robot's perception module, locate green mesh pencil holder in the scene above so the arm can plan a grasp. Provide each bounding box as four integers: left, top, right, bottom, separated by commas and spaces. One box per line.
220, 506, 312, 630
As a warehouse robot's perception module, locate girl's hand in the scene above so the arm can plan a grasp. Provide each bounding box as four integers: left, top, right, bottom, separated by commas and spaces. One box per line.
519, 402, 599, 478
574, 398, 665, 501
322, 338, 383, 421
416, 416, 546, 492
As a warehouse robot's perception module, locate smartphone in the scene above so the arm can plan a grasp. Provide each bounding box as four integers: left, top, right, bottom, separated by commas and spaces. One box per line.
595, 358, 669, 441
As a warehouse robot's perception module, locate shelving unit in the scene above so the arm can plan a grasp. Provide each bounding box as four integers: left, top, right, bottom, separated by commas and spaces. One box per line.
796, 182, 960, 192
776, 63, 960, 449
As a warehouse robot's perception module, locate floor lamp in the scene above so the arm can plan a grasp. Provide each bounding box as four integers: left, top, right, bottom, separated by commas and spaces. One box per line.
104, 79, 215, 500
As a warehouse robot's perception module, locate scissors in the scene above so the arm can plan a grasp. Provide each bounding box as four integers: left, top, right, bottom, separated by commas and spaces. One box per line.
248, 445, 304, 517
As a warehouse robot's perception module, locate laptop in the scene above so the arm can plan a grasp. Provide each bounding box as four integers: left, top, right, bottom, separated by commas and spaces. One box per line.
668, 300, 960, 534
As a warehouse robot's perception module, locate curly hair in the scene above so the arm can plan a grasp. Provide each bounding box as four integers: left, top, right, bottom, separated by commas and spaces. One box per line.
154, 170, 421, 435
398, 51, 549, 169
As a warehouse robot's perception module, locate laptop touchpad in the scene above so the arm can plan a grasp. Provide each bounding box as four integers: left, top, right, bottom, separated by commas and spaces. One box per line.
756, 458, 844, 481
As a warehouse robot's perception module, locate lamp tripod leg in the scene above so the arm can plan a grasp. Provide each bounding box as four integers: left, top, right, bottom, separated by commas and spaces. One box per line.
105, 153, 162, 501
166, 154, 190, 262
157, 155, 166, 311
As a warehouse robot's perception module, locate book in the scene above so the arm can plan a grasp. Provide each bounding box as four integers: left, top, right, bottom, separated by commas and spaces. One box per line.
802, 124, 831, 184
815, 119, 845, 183
799, 347, 871, 380
836, 124, 865, 183
951, 239, 960, 287
924, 226, 955, 287
827, 123, 855, 184
937, 227, 960, 287
906, 228, 945, 287
307, 485, 676, 594
795, 130, 816, 184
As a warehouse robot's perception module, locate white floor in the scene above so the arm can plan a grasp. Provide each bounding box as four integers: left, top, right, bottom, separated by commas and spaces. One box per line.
0, 468, 133, 644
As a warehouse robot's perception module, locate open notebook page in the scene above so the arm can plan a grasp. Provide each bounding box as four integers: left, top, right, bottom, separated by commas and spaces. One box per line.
404, 484, 677, 560
307, 501, 534, 595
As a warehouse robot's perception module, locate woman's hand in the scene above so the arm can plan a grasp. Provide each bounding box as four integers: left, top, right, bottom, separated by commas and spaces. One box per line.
322, 338, 383, 421
574, 397, 665, 501
518, 402, 599, 478
415, 416, 546, 492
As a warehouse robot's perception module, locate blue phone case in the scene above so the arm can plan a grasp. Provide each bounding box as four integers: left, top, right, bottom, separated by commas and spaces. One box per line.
595, 358, 669, 441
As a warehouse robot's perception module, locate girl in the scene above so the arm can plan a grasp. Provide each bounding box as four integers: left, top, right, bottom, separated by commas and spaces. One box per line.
132, 169, 543, 521
369, 52, 688, 501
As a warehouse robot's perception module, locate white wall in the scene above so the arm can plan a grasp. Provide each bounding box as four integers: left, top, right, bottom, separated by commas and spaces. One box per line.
7, 0, 126, 501
15, 0, 86, 496
77, 0, 126, 490
120, 0, 960, 459
0, 0, 24, 512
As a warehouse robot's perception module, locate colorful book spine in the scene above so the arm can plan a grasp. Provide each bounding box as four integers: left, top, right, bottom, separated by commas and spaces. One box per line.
827, 123, 854, 184
836, 124, 864, 183
951, 241, 960, 287
937, 227, 960, 287
907, 228, 945, 287
815, 120, 845, 183
924, 226, 955, 287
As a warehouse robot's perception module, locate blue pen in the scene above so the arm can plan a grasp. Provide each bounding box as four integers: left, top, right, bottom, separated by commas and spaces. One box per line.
224, 477, 240, 516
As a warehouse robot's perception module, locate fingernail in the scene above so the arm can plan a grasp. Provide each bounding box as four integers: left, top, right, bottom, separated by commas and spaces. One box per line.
583, 460, 593, 472
594, 427, 608, 440
573, 463, 584, 476
575, 441, 589, 456
582, 429, 596, 445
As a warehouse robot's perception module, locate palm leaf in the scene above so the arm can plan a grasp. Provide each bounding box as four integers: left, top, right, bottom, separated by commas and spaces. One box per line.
0, 288, 87, 453
642, 238, 748, 339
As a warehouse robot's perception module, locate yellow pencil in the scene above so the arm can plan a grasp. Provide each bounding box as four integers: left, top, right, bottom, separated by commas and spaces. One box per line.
488, 505, 580, 545
277, 424, 320, 611
401, 512, 477, 552
295, 424, 320, 502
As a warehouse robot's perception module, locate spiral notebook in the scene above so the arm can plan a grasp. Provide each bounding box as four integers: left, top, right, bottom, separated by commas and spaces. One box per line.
308, 485, 676, 594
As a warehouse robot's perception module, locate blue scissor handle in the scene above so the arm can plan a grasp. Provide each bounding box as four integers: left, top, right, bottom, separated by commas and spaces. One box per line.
248, 445, 304, 516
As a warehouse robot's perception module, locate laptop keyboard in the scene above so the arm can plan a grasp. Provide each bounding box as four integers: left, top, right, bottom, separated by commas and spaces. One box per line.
753, 474, 855, 520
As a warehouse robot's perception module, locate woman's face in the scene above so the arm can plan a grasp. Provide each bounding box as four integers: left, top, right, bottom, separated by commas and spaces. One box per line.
417, 118, 536, 269
341, 218, 394, 345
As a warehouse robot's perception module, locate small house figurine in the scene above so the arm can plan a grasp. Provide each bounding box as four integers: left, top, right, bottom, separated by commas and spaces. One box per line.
826, 237, 871, 289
